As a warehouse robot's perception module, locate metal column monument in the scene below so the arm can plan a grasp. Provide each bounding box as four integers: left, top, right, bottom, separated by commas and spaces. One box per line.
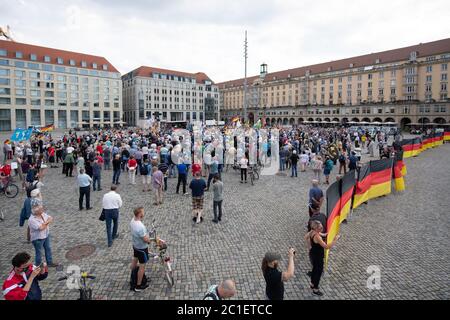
243, 30, 248, 123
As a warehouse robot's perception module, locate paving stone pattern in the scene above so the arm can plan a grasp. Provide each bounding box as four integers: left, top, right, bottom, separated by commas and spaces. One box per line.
0, 136, 449, 300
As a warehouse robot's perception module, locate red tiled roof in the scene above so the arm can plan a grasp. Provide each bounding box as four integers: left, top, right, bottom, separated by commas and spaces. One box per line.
0, 39, 119, 73
130, 66, 214, 84
217, 38, 450, 88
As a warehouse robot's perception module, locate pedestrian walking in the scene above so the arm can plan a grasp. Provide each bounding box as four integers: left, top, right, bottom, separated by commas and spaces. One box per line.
112, 154, 121, 185
102, 185, 123, 247
323, 156, 334, 184
77, 168, 92, 211
312, 155, 323, 183
92, 159, 102, 191
290, 150, 299, 177
140, 158, 152, 192
212, 175, 223, 223
176, 161, 188, 195
189, 171, 206, 224
127, 156, 138, 185
151, 167, 164, 205
240, 155, 248, 183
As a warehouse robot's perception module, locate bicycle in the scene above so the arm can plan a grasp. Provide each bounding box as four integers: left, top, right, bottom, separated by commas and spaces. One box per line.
248, 165, 259, 186
0, 177, 19, 198
148, 219, 175, 287
58, 271, 96, 300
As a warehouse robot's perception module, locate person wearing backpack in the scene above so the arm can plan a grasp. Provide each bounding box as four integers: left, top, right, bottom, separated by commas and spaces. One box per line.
140, 159, 151, 192
203, 280, 236, 300
63, 152, 75, 177
338, 151, 347, 175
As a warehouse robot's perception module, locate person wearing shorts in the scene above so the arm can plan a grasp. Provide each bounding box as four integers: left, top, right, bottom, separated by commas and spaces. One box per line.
189, 171, 206, 224
130, 207, 152, 292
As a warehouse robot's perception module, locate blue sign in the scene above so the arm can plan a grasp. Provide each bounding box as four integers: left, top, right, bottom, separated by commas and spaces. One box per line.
10, 128, 33, 142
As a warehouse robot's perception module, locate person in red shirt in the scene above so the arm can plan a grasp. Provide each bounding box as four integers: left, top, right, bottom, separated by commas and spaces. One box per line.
192, 163, 201, 177
48, 145, 56, 168
96, 152, 104, 165
96, 144, 103, 155
127, 156, 138, 185
2, 252, 48, 300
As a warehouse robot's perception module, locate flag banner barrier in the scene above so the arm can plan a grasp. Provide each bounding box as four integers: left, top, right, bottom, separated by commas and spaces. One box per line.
10, 128, 33, 142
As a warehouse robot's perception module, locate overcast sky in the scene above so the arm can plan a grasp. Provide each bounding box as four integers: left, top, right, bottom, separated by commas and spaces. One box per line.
2, 0, 450, 83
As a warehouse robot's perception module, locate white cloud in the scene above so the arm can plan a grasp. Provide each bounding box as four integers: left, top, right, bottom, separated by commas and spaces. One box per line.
1, 0, 449, 82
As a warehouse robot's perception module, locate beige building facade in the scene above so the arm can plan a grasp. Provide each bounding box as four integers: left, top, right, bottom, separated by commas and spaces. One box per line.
0, 40, 122, 131
218, 38, 450, 129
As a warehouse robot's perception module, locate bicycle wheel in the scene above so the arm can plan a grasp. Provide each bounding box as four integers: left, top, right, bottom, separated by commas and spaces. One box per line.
5, 184, 19, 198
254, 170, 260, 180
250, 172, 254, 185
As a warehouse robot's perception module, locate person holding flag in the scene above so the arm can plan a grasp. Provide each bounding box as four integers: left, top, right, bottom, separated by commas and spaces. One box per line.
305, 221, 340, 296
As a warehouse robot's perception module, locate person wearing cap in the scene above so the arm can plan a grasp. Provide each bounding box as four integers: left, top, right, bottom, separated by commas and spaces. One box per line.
290, 149, 299, 178
261, 248, 295, 300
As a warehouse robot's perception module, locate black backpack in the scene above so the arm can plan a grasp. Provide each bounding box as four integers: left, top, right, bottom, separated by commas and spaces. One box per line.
26, 181, 38, 198
130, 266, 148, 291
140, 164, 149, 175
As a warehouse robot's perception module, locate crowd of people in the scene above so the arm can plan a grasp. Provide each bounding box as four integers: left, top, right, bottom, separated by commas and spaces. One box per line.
1, 123, 406, 300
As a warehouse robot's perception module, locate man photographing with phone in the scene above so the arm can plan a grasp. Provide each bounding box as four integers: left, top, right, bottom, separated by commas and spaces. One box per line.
261, 248, 296, 300
2, 252, 48, 300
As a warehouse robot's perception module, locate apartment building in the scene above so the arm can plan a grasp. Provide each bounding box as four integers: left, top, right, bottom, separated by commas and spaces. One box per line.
122, 66, 219, 127
218, 38, 450, 129
0, 39, 122, 131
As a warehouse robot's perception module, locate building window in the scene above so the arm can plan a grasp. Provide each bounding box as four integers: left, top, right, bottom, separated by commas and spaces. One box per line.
0, 49, 6, 56
92, 63, 97, 69
391, 70, 396, 77
102, 64, 108, 71
15, 51, 23, 58
44, 56, 51, 62
70, 59, 76, 66
368, 74, 373, 80
426, 75, 432, 82
81, 61, 87, 67
442, 64, 448, 71
426, 65, 432, 73
441, 74, 448, 81
57, 57, 63, 64
30, 54, 37, 61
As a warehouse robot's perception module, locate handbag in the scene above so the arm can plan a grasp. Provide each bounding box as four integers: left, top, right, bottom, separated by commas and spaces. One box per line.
99, 209, 105, 221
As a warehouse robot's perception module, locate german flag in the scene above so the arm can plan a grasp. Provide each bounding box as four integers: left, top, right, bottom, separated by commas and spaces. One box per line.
422, 134, 433, 151
339, 170, 356, 223
40, 124, 55, 132
325, 180, 341, 265
435, 132, 444, 146
444, 128, 450, 142
367, 158, 394, 200
352, 164, 371, 210
393, 151, 406, 192
401, 139, 415, 158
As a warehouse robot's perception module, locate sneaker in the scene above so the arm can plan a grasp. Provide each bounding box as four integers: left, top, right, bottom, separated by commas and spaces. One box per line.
184, 193, 189, 195
312, 290, 323, 297
134, 283, 149, 292
212, 219, 219, 224
47, 263, 60, 268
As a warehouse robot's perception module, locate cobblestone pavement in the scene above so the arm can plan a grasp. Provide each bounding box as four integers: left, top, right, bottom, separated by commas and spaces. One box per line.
1, 137, 449, 300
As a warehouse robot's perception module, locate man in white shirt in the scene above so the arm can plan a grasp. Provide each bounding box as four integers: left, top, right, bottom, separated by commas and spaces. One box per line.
102, 185, 123, 247
66, 146, 74, 154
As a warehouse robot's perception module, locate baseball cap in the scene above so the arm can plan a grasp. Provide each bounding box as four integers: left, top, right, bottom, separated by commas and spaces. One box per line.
264, 252, 281, 262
